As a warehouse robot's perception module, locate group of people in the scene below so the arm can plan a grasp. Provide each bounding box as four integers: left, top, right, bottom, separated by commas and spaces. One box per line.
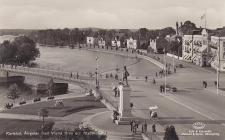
4, 103, 13, 109
130, 120, 156, 134
130, 120, 139, 134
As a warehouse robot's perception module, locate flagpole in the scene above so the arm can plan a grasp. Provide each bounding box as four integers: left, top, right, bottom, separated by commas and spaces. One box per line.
205, 11, 206, 29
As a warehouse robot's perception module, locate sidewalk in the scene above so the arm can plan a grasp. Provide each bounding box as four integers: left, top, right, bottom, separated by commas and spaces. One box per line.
204, 86, 225, 96
83, 80, 165, 140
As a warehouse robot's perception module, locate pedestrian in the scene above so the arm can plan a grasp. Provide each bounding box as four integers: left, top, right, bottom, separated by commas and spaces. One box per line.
150, 110, 152, 117
156, 72, 158, 77
159, 86, 162, 93
162, 86, 165, 93
203, 81, 206, 88
142, 121, 147, 133
70, 72, 72, 78
153, 78, 156, 84
152, 123, 156, 133
113, 85, 117, 97
145, 76, 148, 82
174, 67, 176, 73
132, 121, 136, 134
77, 72, 79, 79
205, 82, 207, 88
130, 120, 133, 132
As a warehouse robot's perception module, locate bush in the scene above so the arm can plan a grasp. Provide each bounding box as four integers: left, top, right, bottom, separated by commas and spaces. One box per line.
163, 125, 179, 140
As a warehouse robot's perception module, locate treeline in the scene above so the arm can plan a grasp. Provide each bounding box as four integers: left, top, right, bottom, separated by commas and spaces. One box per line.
29, 27, 176, 47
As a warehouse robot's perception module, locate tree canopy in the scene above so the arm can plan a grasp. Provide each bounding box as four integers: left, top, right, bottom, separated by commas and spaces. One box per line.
6, 84, 20, 104
164, 125, 179, 140
0, 36, 40, 64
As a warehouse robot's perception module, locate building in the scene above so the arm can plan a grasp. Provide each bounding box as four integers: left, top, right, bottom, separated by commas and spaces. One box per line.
208, 27, 225, 71
111, 32, 128, 47
127, 36, 137, 49
96, 35, 105, 47
195, 29, 211, 67
149, 37, 169, 54
182, 29, 203, 62
87, 32, 97, 46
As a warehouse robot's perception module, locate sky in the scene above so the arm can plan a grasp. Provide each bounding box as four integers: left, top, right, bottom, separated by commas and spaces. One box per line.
0, 0, 224, 30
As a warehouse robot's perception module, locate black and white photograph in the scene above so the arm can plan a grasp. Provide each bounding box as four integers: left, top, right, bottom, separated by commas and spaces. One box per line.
0, 0, 225, 140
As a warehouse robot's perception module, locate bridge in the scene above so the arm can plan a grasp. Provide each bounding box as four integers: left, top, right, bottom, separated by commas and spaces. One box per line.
0, 65, 97, 90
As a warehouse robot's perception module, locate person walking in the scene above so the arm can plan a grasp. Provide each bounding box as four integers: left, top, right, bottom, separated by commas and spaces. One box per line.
77, 72, 79, 79
142, 121, 147, 133
156, 72, 158, 77
152, 123, 156, 133
132, 121, 136, 134
70, 72, 73, 78
130, 120, 133, 132
205, 82, 207, 88
145, 76, 148, 82
113, 86, 118, 97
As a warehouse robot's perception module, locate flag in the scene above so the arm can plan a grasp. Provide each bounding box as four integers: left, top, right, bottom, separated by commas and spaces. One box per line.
201, 13, 206, 19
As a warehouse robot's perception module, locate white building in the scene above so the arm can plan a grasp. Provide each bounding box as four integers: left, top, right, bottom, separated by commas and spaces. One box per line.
127, 37, 137, 49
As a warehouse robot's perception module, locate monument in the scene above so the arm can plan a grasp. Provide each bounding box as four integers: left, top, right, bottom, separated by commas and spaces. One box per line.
115, 67, 135, 125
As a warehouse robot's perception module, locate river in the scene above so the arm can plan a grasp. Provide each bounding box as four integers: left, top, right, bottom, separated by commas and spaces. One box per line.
0, 36, 161, 108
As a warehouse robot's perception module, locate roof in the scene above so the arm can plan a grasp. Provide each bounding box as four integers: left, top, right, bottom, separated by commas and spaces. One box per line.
87, 32, 98, 37
112, 33, 127, 41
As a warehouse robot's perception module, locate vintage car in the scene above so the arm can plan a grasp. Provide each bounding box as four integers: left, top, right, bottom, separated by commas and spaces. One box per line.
161, 84, 177, 92
176, 63, 183, 68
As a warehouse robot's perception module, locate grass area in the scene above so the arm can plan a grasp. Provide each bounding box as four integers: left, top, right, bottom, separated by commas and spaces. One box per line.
2, 96, 106, 117
0, 118, 54, 139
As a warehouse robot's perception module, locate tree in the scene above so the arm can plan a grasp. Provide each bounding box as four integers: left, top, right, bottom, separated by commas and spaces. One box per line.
163, 125, 179, 140
46, 78, 56, 96
0, 40, 17, 65
1, 36, 40, 64
159, 27, 176, 38
139, 28, 149, 39
6, 84, 20, 104
38, 108, 49, 121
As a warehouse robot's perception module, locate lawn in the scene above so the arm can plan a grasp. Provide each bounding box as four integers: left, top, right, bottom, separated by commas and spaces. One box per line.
0, 118, 54, 139
2, 96, 106, 117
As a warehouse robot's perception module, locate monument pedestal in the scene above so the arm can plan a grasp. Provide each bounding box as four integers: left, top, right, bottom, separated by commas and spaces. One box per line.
115, 85, 136, 125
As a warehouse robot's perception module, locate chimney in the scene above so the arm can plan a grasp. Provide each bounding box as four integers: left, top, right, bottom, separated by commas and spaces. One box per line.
181, 22, 183, 27
176, 21, 178, 35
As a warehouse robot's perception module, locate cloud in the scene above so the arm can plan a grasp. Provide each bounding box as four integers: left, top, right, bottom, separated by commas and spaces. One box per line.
0, 0, 224, 29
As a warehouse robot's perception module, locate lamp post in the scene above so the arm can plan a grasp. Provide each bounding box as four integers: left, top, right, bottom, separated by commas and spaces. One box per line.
217, 31, 221, 94
96, 57, 99, 86
164, 48, 167, 94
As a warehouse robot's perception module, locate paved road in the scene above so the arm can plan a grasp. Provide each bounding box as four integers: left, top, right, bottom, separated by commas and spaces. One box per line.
124, 54, 225, 140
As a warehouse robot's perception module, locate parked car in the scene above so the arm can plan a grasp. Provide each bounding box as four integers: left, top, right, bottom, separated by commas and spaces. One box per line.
176, 63, 183, 68
161, 84, 177, 92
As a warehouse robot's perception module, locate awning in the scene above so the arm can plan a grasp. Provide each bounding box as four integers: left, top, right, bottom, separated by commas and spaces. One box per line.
149, 105, 158, 110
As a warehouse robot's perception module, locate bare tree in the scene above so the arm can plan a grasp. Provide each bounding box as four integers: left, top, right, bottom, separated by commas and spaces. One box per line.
38, 108, 49, 122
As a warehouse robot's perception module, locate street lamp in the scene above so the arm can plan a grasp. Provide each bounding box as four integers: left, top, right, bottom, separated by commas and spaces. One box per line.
96, 57, 99, 86
164, 47, 167, 94
217, 30, 221, 94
